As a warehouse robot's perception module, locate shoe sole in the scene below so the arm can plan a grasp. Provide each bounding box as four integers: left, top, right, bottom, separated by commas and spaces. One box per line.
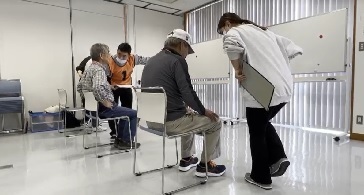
179, 162, 199, 172
244, 175, 272, 190
195, 170, 226, 177
271, 160, 290, 177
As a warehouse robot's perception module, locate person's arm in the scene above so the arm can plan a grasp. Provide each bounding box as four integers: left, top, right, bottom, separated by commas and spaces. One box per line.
174, 60, 205, 115
76, 56, 91, 75
230, 59, 242, 73
275, 34, 303, 60
76, 80, 83, 94
134, 54, 151, 66
223, 31, 246, 71
91, 69, 113, 107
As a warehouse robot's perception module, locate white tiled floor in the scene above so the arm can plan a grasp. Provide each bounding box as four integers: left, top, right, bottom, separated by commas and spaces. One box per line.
1, 123, 364, 195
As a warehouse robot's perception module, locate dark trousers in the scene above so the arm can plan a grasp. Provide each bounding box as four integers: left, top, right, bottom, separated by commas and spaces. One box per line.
99, 103, 137, 142
246, 103, 287, 184
109, 88, 133, 135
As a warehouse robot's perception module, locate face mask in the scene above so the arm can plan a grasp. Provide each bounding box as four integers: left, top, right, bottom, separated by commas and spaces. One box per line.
116, 57, 127, 66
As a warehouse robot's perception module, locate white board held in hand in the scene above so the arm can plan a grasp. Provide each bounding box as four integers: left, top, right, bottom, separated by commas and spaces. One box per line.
240, 61, 275, 111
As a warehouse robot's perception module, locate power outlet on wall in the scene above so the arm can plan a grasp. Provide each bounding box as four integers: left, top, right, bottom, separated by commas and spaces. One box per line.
359, 42, 364, 51
357, 115, 363, 125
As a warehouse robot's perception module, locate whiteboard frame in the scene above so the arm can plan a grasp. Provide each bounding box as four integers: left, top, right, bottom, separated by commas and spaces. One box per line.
268, 8, 349, 74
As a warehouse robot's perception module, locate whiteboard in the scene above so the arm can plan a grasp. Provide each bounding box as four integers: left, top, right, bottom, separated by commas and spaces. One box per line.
186, 38, 230, 79
269, 9, 348, 74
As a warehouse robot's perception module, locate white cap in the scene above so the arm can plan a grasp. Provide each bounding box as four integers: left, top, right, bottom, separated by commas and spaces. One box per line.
167, 29, 194, 54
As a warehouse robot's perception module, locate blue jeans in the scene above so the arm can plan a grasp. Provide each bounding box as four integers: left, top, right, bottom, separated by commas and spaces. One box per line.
98, 103, 137, 142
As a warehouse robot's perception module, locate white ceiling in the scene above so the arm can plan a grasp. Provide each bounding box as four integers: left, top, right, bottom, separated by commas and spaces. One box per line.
106, 0, 216, 15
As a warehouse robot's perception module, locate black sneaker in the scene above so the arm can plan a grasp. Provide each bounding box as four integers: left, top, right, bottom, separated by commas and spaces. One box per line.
179, 156, 199, 172
270, 158, 290, 177
110, 131, 116, 137
113, 138, 121, 148
244, 173, 272, 190
115, 140, 141, 150
195, 161, 226, 177
110, 135, 116, 140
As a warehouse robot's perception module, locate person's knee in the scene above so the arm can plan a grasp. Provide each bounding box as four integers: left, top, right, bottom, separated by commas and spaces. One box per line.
206, 120, 221, 134
130, 109, 137, 118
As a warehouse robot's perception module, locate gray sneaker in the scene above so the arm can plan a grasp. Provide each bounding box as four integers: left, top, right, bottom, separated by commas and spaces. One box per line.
244, 173, 272, 190
270, 158, 290, 177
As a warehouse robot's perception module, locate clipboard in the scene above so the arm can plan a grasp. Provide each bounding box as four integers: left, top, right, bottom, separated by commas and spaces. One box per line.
240, 61, 275, 111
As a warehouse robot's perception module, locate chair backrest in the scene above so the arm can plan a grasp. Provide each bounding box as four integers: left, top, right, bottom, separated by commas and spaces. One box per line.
83, 91, 98, 112
0, 79, 21, 97
57, 89, 67, 107
136, 87, 167, 124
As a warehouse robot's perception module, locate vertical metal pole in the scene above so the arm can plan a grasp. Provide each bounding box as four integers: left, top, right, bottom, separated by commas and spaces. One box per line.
69, 0, 76, 108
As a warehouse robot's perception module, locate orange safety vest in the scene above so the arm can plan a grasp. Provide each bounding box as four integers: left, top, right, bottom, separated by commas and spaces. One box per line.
108, 55, 135, 86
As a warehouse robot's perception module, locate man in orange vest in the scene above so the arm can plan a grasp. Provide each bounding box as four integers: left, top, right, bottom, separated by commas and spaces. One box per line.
108, 43, 150, 138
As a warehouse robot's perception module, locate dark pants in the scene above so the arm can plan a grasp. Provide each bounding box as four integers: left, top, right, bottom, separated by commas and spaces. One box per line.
246, 103, 287, 184
109, 88, 133, 135
99, 103, 137, 142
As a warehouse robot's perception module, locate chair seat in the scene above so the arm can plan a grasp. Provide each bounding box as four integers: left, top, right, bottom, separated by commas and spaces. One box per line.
139, 125, 164, 136
140, 124, 205, 138
65, 107, 85, 112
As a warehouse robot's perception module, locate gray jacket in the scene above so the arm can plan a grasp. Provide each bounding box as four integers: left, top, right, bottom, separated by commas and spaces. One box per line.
141, 48, 205, 122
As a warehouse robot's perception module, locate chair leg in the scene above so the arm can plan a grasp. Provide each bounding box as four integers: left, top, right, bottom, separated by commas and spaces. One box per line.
164, 132, 208, 195
175, 138, 179, 165
92, 119, 129, 158
202, 131, 208, 183
1, 114, 4, 132
64, 111, 67, 136
133, 124, 138, 176
95, 118, 99, 158
57, 111, 61, 133
162, 133, 166, 195
133, 135, 177, 176
128, 118, 132, 149
114, 119, 118, 140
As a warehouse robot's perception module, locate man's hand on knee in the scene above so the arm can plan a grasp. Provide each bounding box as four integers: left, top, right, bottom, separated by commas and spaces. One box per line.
204, 109, 219, 122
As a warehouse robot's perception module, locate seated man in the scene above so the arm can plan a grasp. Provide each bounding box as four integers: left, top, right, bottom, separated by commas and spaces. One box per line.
77, 43, 140, 150
76, 56, 107, 132
141, 29, 226, 177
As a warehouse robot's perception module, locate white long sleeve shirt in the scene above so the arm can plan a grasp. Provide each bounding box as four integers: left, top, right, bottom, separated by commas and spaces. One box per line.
223, 24, 303, 108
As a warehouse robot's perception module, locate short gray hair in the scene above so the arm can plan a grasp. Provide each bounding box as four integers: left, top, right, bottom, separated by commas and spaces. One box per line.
90, 43, 109, 61
164, 37, 185, 48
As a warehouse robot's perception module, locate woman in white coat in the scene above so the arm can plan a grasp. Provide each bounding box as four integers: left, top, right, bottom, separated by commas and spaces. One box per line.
218, 13, 303, 190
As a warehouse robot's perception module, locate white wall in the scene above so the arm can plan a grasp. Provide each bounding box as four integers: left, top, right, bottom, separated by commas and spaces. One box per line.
129, 7, 183, 109
0, 0, 72, 113
0, 0, 125, 113
352, 0, 364, 135
72, 10, 125, 107
0, 0, 182, 125
131, 7, 183, 86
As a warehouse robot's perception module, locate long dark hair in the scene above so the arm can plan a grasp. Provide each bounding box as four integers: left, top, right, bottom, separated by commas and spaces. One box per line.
217, 12, 267, 35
